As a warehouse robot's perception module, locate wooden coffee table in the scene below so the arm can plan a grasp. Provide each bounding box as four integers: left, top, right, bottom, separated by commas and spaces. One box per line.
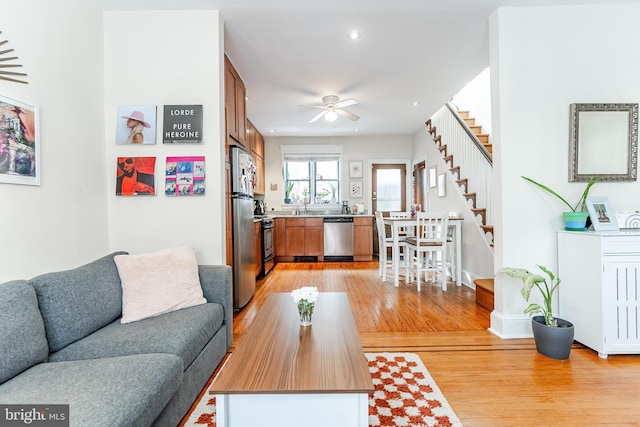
210, 292, 374, 427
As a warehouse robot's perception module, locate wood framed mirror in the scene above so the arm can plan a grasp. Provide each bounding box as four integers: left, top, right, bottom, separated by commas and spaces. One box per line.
569, 103, 638, 182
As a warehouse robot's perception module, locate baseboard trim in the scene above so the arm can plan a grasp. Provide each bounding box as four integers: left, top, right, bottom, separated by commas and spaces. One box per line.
489, 310, 533, 339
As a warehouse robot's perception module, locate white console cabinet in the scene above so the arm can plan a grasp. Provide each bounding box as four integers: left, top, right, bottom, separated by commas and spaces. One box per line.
558, 230, 640, 358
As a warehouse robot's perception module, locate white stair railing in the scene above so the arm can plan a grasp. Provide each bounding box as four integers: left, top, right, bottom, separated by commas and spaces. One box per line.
430, 103, 493, 228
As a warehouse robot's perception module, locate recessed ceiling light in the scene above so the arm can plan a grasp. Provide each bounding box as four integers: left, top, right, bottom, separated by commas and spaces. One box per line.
412, 101, 420, 106
354, 128, 360, 132
349, 31, 361, 40
269, 129, 275, 133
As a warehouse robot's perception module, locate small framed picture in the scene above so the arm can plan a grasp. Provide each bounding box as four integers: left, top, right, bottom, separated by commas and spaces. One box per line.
437, 173, 446, 198
429, 166, 437, 188
586, 197, 619, 231
350, 180, 363, 198
349, 161, 363, 178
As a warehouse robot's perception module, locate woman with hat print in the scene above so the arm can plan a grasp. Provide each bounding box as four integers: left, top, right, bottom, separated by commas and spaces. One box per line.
121, 110, 151, 144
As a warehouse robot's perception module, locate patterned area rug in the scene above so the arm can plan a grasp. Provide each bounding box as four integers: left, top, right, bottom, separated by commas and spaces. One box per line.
183, 352, 462, 427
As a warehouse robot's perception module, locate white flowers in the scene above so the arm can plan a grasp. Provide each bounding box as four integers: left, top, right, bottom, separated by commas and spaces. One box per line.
291, 286, 319, 304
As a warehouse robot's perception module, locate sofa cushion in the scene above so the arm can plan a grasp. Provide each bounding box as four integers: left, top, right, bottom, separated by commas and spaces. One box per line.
114, 246, 207, 324
30, 252, 128, 352
49, 302, 224, 370
0, 354, 183, 427
0, 281, 49, 384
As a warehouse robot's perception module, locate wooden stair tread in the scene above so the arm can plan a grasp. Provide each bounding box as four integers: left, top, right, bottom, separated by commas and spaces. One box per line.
474, 278, 494, 311
474, 278, 494, 292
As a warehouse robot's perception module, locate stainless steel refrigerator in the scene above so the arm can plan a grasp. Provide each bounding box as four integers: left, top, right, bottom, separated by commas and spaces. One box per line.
230, 145, 256, 309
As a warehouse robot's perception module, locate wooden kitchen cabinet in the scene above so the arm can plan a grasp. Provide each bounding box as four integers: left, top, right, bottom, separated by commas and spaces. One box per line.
224, 55, 246, 148
304, 218, 324, 256
558, 230, 640, 358
354, 217, 373, 261
277, 217, 324, 259
274, 218, 286, 257
285, 218, 306, 256
247, 120, 265, 195
254, 221, 263, 277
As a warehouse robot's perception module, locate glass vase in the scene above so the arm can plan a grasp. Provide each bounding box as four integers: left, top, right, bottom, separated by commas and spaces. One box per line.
298, 301, 314, 326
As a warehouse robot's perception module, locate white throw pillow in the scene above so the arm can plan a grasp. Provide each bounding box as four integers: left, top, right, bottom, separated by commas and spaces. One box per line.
115, 246, 206, 324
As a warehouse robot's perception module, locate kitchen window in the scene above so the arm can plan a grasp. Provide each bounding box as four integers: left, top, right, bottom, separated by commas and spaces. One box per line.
281, 145, 343, 205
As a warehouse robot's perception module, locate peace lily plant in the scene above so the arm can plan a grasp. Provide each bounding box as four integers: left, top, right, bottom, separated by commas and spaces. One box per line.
498, 265, 561, 327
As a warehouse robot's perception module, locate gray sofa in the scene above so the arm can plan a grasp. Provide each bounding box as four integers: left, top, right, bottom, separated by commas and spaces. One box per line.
0, 252, 232, 427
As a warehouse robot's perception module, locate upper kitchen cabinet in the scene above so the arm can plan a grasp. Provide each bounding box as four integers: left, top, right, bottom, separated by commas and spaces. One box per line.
224, 55, 246, 148
247, 120, 265, 195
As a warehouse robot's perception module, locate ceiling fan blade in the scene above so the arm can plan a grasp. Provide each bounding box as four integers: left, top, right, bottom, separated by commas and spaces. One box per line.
298, 104, 325, 109
309, 110, 328, 123
335, 98, 357, 108
336, 109, 360, 121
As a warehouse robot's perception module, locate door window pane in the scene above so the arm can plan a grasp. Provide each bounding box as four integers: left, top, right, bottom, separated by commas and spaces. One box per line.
376, 169, 402, 211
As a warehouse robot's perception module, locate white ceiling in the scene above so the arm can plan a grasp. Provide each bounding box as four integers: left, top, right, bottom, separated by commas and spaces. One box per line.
100, 0, 635, 137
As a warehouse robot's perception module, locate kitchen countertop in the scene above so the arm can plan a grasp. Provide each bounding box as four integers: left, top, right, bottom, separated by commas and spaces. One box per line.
268, 213, 373, 218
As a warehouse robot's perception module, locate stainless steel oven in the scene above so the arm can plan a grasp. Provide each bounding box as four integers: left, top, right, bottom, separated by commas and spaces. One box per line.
262, 218, 275, 275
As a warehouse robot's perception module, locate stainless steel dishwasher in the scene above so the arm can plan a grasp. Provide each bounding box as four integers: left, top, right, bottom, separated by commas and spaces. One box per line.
323, 217, 354, 260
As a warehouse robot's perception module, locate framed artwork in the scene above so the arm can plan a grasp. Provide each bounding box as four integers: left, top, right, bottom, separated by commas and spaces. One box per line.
350, 180, 363, 198
116, 105, 157, 145
429, 166, 437, 188
437, 173, 446, 198
165, 156, 205, 196
163, 105, 203, 143
349, 160, 363, 178
586, 197, 619, 231
0, 95, 40, 185
115, 157, 156, 196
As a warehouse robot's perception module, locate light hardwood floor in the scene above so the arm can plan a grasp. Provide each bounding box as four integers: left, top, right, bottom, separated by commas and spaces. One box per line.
192, 261, 640, 426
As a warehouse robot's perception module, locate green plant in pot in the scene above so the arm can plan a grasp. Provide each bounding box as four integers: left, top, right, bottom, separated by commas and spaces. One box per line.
521, 176, 600, 231
498, 265, 574, 360
284, 181, 294, 204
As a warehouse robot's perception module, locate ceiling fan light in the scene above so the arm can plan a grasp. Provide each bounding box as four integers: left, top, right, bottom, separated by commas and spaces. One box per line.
325, 111, 338, 122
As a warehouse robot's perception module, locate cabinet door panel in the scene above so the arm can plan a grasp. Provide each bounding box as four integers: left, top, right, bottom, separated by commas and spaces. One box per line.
305, 227, 323, 256
286, 227, 305, 256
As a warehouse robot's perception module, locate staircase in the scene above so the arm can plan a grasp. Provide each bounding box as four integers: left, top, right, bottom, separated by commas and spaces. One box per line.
425, 105, 494, 247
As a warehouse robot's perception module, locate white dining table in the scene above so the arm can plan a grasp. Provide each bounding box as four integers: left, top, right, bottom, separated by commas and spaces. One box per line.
383, 216, 463, 289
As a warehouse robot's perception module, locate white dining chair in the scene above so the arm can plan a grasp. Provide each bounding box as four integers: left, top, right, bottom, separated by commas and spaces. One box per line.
375, 211, 409, 282
404, 211, 449, 291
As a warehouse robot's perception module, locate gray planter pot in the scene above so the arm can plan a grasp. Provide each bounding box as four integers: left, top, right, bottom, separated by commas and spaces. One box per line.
531, 316, 575, 360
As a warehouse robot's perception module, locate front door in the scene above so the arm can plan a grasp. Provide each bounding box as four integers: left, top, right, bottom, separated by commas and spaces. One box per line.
371, 163, 406, 256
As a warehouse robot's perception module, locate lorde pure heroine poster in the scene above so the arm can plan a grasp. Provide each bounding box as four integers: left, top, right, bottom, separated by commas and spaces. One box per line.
115, 157, 156, 196
116, 105, 157, 145
0, 95, 40, 185
163, 105, 203, 143
165, 156, 205, 196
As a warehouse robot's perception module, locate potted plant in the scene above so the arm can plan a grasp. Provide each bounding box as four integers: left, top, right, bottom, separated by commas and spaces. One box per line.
498, 265, 574, 360
329, 183, 337, 204
521, 175, 600, 231
284, 181, 294, 204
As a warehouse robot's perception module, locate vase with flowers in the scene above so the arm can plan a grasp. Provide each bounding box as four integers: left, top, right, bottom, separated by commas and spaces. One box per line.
291, 286, 319, 326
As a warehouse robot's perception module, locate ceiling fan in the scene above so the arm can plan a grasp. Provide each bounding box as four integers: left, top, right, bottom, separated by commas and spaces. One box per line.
303, 95, 360, 123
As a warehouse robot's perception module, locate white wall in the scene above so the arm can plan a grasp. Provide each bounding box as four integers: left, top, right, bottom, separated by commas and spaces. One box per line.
491, 4, 640, 337
262, 135, 413, 213
103, 11, 226, 265
0, 1, 109, 282
451, 67, 492, 135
